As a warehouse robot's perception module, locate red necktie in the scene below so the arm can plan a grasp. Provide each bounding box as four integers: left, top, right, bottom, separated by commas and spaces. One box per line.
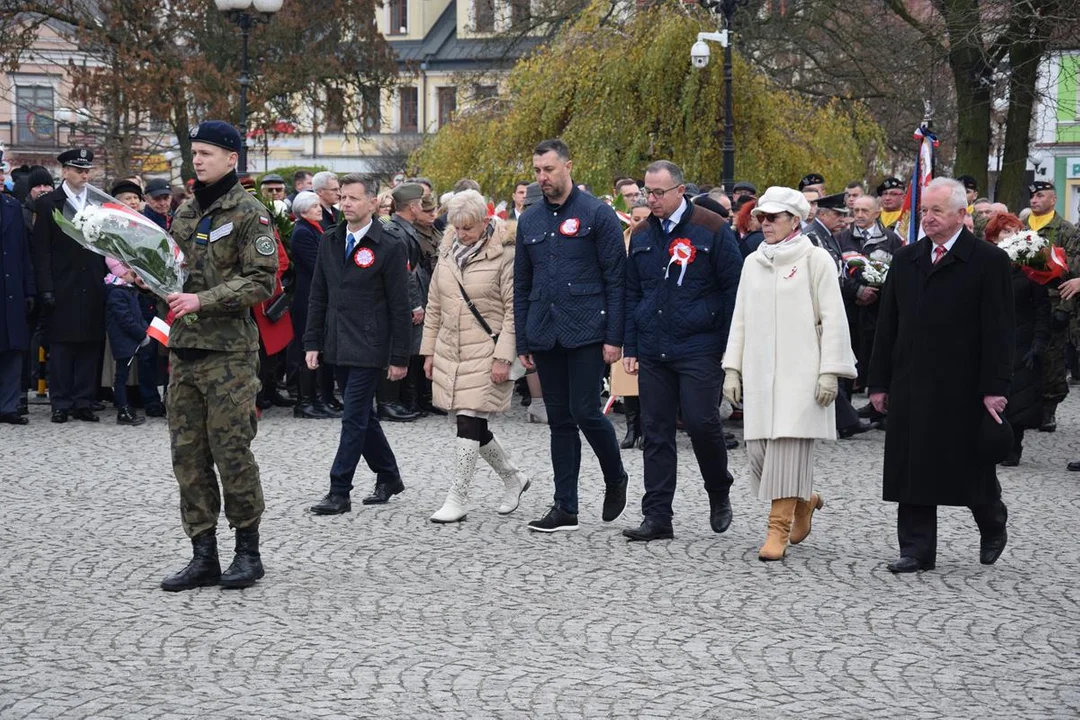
933, 245, 947, 264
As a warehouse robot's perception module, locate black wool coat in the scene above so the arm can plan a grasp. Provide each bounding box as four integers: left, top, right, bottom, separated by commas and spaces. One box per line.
1007, 267, 1050, 430
868, 230, 1015, 506
32, 187, 106, 344
304, 218, 412, 369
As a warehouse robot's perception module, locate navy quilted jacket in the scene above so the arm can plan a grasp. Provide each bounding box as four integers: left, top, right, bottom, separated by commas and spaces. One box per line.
624, 202, 742, 360
513, 187, 626, 354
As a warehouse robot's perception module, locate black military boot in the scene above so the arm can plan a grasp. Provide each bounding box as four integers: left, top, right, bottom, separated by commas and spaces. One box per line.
1040, 405, 1057, 433
219, 527, 265, 589
160, 531, 221, 592
116, 406, 145, 426
620, 397, 642, 450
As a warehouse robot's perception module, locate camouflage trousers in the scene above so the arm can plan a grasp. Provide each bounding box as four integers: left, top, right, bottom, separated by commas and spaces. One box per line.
1042, 327, 1070, 407
167, 350, 264, 538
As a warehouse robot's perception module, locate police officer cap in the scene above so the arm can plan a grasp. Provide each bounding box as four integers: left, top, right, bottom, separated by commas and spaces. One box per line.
956, 174, 978, 191
26, 166, 54, 190
522, 182, 543, 210
189, 120, 243, 153
816, 192, 850, 214
876, 177, 904, 195
110, 180, 143, 199
392, 182, 425, 204
1029, 180, 1055, 195
732, 181, 757, 195
58, 148, 94, 168
798, 173, 825, 190
145, 178, 171, 198
261, 173, 286, 185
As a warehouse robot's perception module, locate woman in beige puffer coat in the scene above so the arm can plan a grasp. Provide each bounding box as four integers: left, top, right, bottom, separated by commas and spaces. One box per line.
421, 190, 530, 523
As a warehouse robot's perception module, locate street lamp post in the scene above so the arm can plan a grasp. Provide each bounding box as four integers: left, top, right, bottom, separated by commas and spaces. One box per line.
697, 0, 748, 193
213, 0, 283, 174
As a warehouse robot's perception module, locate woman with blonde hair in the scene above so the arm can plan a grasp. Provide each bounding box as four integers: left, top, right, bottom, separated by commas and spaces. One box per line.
723, 186, 857, 561
422, 189, 530, 522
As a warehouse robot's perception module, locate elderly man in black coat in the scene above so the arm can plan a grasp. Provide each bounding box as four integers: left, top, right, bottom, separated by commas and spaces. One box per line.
869, 178, 1015, 573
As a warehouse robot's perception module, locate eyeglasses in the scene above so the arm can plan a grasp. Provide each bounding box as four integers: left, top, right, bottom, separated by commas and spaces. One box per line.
642, 185, 682, 199
757, 212, 789, 223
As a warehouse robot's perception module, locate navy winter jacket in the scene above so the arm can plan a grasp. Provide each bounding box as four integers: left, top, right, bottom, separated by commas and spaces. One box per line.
105, 285, 149, 360
513, 186, 625, 355
624, 201, 742, 361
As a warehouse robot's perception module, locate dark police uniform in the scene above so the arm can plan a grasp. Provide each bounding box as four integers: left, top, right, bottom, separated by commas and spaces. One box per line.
161, 121, 276, 592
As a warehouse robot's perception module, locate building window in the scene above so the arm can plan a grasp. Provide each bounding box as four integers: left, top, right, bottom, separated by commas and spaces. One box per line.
362, 90, 382, 134
400, 87, 418, 132
389, 0, 408, 34
510, 0, 531, 26
475, 85, 497, 101
437, 87, 457, 128
15, 85, 55, 146
324, 86, 346, 133
474, 0, 495, 32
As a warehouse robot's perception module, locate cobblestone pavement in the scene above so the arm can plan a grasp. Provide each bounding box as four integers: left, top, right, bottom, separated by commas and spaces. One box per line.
2, 390, 1079, 719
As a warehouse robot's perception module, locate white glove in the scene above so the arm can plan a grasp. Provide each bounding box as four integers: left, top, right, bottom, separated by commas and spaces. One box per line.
722, 370, 741, 406
815, 373, 838, 407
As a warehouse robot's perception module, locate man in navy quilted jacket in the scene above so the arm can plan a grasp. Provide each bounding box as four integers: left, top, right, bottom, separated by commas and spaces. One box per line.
622, 161, 743, 541
514, 139, 628, 533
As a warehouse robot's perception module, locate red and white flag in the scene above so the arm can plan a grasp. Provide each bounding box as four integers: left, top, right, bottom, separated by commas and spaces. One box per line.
147, 317, 171, 347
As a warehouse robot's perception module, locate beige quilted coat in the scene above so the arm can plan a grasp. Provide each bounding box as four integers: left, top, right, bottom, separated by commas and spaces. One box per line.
420, 218, 516, 413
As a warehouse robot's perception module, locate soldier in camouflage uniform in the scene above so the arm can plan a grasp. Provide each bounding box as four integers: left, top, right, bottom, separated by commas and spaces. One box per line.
1028, 181, 1080, 433
160, 121, 277, 592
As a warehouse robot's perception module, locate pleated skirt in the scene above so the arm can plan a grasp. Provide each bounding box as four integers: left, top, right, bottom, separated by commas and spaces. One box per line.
745, 438, 816, 501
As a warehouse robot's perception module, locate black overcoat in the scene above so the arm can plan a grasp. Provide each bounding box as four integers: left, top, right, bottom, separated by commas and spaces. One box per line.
0, 194, 36, 351
1007, 267, 1050, 430
32, 187, 106, 344
868, 230, 1014, 506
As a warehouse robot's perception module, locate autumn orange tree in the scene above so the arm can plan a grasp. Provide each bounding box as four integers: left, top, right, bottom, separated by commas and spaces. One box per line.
0, 0, 397, 180
412, 0, 885, 200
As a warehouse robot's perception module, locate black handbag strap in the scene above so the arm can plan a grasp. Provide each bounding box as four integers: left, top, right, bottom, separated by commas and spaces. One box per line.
456, 280, 498, 343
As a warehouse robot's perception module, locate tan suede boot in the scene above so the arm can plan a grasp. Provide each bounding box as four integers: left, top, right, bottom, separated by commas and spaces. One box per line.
790, 493, 825, 545
758, 498, 798, 561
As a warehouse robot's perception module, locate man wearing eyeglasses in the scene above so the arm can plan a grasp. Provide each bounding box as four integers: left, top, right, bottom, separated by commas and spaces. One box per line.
514, 138, 628, 533
621, 160, 742, 541
259, 173, 287, 203
877, 177, 906, 231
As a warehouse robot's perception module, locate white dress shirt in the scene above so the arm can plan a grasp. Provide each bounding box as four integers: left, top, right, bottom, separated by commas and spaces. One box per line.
929, 227, 962, 262
62, 181, 88, 212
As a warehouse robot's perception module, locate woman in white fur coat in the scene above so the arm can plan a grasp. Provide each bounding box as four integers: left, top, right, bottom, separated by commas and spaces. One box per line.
722, 186, 857, 561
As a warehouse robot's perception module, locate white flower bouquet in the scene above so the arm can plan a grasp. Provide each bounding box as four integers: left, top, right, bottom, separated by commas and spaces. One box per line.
997, 229, 1067, 285
843, 253, 889, 288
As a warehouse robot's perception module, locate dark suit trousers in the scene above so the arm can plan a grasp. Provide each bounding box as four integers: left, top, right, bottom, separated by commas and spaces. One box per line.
0, 350, 22, 413
329, 366, 401, 495
638, 355, 733, 521
897, 479, 1007, 562
835, 383, 860, 431
49, 341, 100, 410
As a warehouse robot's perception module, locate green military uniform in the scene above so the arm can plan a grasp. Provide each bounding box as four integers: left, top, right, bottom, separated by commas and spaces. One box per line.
167, 177, 277, 538
1030, 212, 1080, 420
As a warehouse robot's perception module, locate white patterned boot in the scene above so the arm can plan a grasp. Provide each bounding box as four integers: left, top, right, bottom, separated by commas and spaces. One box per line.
478, 434, 532, 515
430, 437, 479, 523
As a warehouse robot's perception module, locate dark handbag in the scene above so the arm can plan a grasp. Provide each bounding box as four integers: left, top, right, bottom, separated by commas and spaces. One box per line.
264, 289, 293, 323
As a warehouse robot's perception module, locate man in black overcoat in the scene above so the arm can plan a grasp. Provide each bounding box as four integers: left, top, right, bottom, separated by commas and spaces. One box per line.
869, 178, 1015, 573
32, 149, 106, 423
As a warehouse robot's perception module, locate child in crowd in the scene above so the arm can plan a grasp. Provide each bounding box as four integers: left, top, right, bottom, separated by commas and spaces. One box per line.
104, 256, 153, 426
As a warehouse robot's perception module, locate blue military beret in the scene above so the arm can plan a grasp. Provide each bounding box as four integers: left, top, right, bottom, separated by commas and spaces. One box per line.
189, 121, 243, 153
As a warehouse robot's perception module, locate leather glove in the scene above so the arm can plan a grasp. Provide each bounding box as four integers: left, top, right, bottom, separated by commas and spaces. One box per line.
40, 292, 56, 312
1051, 308, 1069, 332
1024, 339, 1048, 371
25, 296, 36, 316
815, 373, 838, 407
722, 370, 741, 406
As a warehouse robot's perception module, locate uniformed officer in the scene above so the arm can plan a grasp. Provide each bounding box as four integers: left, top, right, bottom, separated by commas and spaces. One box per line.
31, 147, 106, 423
1031, 180, 1080, 434
159, 120, 277, 592
514, 138, 628, 532
876, 177, 906, 232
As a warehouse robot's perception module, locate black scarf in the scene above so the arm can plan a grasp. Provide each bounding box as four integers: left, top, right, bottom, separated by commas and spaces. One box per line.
193, 170, 239, 211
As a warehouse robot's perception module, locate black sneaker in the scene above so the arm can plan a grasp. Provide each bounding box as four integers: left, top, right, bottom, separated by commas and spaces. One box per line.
116, 406, 145, 426
527, 505, 579, 533
602, 473, 628, 522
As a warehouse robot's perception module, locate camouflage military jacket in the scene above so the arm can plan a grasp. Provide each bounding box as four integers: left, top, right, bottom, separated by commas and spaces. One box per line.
170, 180, 277, 351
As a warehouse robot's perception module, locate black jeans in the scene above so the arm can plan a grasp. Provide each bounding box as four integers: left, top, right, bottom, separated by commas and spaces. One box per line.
532, 343, 624, 514
638, 354, 733, 520
328, 366, 401, 496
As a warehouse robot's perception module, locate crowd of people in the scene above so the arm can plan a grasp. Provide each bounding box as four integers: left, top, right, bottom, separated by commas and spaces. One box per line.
2, 124, 1079, 591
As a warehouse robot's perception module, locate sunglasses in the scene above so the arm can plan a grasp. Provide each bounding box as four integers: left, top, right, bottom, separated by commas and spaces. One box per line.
757, 212, 789, 223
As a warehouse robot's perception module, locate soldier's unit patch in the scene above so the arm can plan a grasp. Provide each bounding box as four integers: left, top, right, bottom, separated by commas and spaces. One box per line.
254, 236, 276, 256
259, 216, 271, 226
